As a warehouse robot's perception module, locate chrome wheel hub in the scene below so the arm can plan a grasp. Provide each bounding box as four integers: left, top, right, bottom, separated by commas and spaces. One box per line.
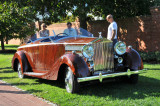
18, 63, 23, 78
65, 67, 73, 93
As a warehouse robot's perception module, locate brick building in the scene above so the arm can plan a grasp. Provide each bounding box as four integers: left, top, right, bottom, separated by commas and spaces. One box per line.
88, 7, 160, 52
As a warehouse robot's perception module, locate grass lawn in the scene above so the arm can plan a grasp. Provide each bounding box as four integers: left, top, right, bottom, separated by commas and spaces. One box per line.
0, 44, 19, 50
0, 45, 160, 106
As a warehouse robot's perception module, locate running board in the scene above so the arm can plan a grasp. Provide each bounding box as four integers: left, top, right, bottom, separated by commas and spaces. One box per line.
24, 72, 46, 77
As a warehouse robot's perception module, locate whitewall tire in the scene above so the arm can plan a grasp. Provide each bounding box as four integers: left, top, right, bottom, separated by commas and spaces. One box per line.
17, 62, 24, 78
65, 67, 79, 93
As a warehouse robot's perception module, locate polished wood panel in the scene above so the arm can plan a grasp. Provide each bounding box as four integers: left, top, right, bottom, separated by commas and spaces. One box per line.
12, 37, 95, 80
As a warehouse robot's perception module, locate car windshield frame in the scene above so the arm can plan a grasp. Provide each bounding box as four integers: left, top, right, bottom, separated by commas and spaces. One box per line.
52, 28, 94, 37
26, 28, 94, 44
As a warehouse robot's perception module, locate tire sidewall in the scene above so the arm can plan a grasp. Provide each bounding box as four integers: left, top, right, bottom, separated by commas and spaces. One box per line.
17, 62, 24, 78
65, 66, 79, 93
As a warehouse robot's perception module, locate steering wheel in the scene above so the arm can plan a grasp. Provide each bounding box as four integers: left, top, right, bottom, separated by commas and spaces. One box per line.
56, 33, 69, 36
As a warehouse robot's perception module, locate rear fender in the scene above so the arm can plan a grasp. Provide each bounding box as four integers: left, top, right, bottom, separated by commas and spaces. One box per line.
60, 53, 91, 78
12, 51, 31, 73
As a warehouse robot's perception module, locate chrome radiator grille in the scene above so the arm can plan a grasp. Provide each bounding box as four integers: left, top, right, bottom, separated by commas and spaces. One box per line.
93, 42, 114, 71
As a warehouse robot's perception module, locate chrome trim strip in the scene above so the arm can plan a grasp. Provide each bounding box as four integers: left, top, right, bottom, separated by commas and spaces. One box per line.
18, 43, 88, 49
65, 45, 83, 51
77, 69, 145, 83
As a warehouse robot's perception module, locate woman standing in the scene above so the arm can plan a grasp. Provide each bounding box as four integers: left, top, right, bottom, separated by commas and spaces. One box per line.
39, 23, 49, 37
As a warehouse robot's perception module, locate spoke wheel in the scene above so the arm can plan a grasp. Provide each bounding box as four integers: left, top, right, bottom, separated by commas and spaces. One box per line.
17, 62, 24, 78
65, 67, 79, 93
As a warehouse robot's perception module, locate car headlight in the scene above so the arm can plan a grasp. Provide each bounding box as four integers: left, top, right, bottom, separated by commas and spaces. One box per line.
114, 41, 126, 55
82, 44, 94, 59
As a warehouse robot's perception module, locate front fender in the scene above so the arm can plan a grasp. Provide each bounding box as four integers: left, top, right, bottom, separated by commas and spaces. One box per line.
124, 48, 143, 70
60, 53, 91, 78
12, 50, 31, 72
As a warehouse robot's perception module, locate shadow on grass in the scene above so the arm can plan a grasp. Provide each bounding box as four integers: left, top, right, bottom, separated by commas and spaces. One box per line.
12, 82, 40, 86
33, 75, 160, 100
146, 68, 160, 71
1, 66, 160, 100
0, 77, 17, 79
76, 76, 160, 100
0, 67, 14, 73
18, 75, 64, 88
0, 80, 40, 86
5, 45, 19, 48
0, 50, 16, 54
0, 52, 15, 55
0, 67, 11, 70
0, 71, 14, 73
0, 81, 42, 94
36, 78, 64, 88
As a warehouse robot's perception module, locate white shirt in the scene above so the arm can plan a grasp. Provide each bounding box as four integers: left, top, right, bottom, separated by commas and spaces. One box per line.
107, 21, 117, 40
63, 28, 77, 36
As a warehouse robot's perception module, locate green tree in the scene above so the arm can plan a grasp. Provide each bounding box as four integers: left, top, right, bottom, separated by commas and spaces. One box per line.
1, 0, 160, 50
0, 1, 36, 50
68, 0, 100, 29
12, 0, 159, 31
68, 0, 160, 29
29, 0, 100, 29
0, 0, 71, 50
95, 0, 160, 19
47, 0, 160, 29
27, 0, 69, 26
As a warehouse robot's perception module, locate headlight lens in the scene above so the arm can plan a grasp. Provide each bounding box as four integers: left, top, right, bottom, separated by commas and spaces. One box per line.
82, 44, 94, 59
114, 41, 126, 55
118, 57, 123, 63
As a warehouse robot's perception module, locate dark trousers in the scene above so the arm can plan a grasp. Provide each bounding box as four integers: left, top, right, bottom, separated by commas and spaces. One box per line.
113, 39, 118, 48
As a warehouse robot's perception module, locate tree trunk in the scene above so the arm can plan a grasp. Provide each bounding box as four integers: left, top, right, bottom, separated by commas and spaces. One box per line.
1, 37, 5, 50
38, 20, 41, 30
6, 40, 8, 44
79, 15, 87, 30
6, 37, 8, 44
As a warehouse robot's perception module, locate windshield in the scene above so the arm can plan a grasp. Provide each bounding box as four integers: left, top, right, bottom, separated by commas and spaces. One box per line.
51, 28, 94, 41
26, 28, 94, 43
52, 28, 94, 37
77, 28, 94, 37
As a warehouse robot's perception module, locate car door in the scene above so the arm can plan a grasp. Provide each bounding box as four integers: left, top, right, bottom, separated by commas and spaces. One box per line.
42, 43, 65, 71
29, 38, 52, 72
34, 38, 65, 72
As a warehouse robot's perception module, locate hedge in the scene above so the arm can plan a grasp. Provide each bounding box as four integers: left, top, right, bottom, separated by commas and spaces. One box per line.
139, 51, 160, 63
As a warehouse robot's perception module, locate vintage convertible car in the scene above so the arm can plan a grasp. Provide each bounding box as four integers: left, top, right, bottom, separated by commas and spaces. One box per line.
12, 28, 144, 93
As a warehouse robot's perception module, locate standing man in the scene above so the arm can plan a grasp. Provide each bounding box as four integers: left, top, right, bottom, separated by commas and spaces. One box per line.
63, 22, 77, 36
106, 14, 118, 47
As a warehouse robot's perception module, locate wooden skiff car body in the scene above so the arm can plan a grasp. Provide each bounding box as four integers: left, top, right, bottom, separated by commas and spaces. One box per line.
12, 29, 144, 93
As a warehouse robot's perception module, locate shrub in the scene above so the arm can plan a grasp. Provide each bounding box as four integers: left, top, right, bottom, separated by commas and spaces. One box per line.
138, 51, 160, 63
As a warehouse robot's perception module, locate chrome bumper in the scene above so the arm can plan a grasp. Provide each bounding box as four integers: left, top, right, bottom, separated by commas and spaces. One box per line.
77, 69, 145, 83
